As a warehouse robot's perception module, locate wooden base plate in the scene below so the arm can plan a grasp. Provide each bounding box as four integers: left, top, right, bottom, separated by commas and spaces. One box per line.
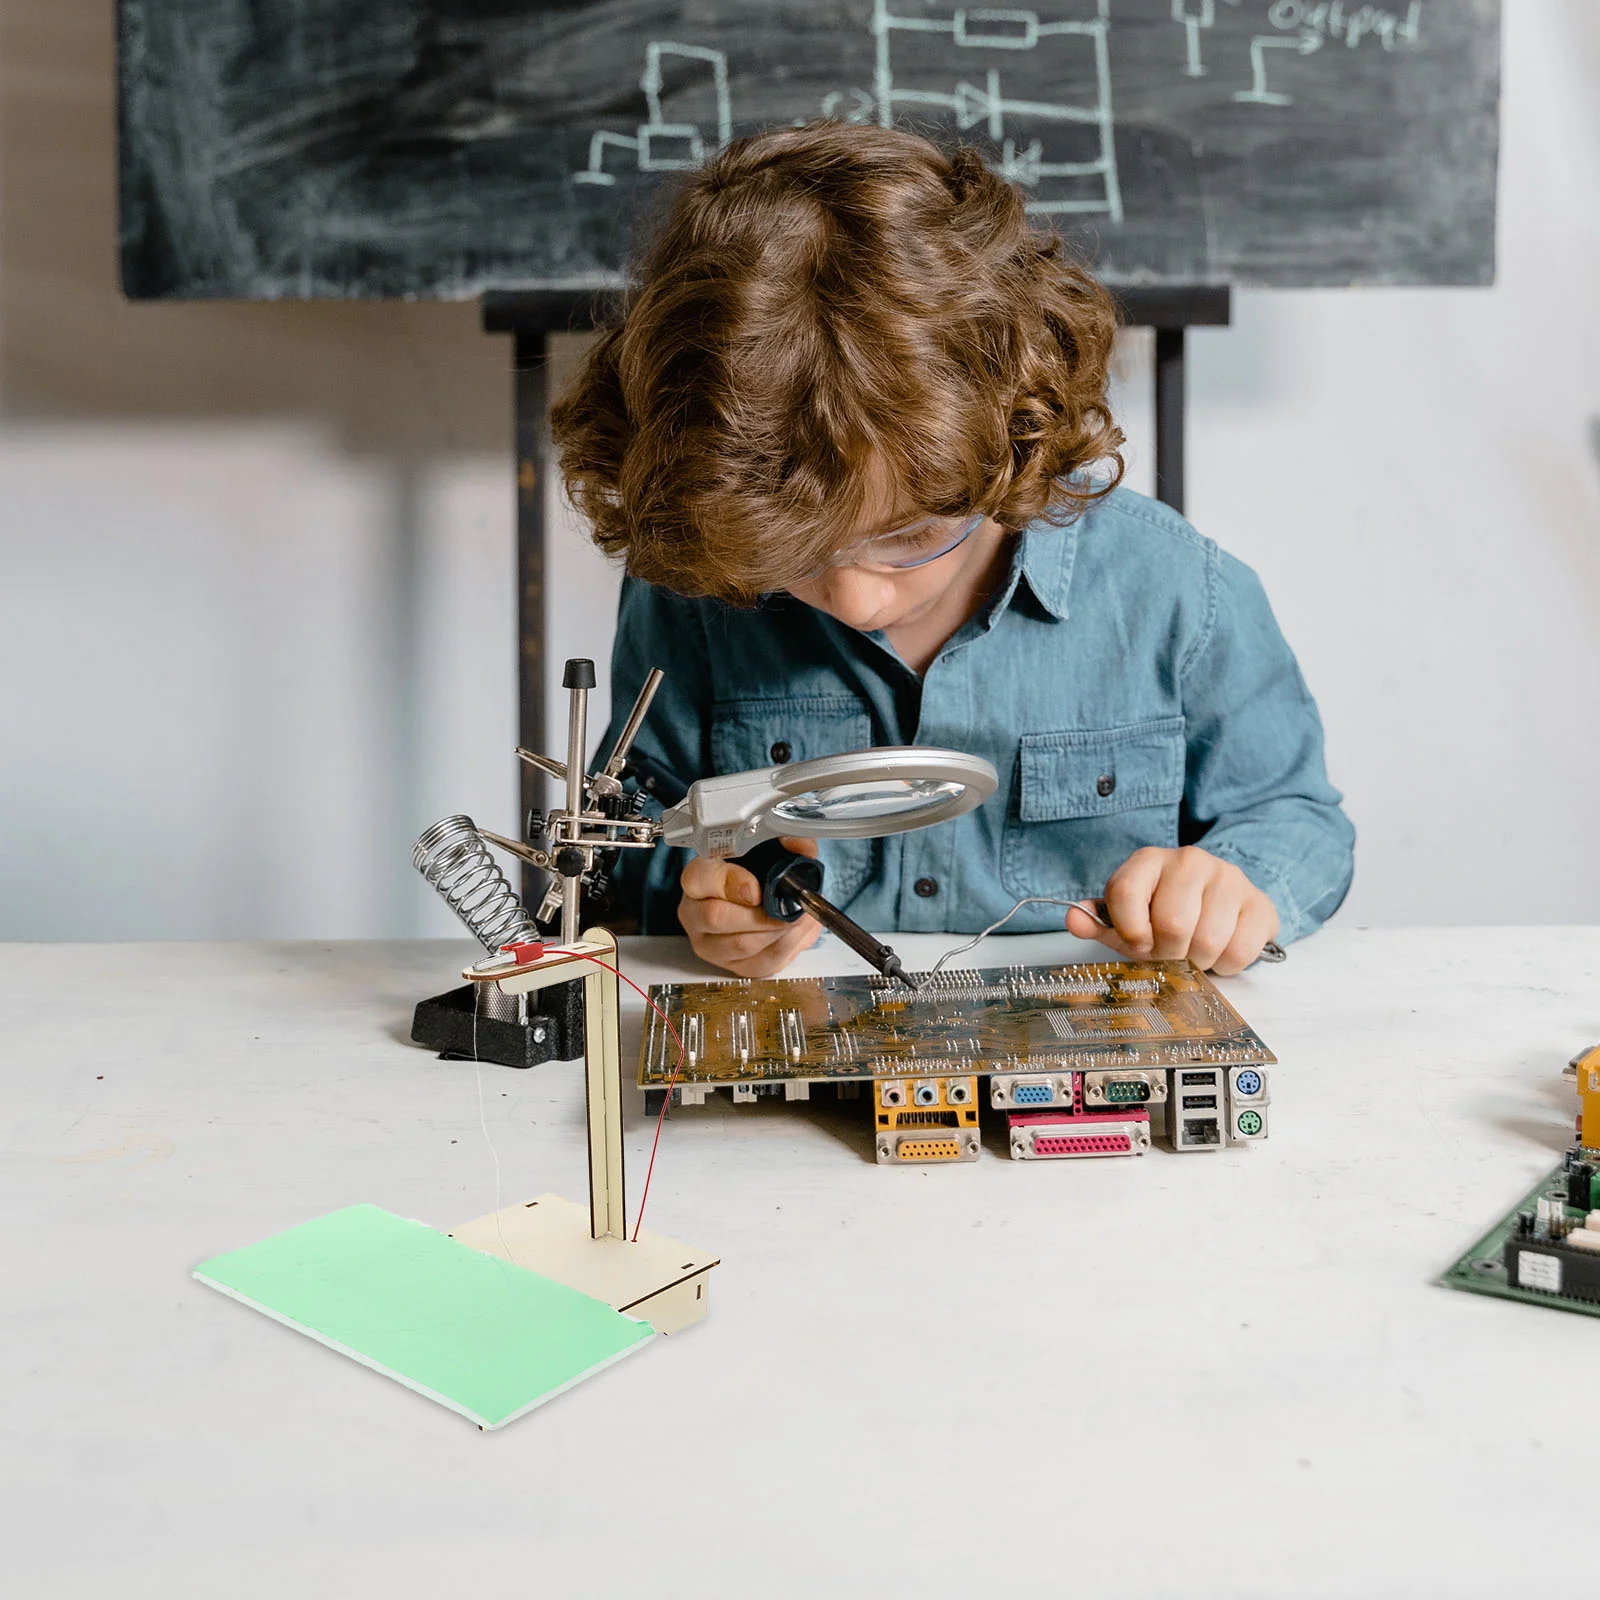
449, 1194, 717, 1336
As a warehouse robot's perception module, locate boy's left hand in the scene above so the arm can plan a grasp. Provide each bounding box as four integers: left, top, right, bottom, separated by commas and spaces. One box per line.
1063, 846, 1280, 976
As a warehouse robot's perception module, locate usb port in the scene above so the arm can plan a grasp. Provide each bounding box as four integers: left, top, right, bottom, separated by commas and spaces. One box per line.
1180, 1071, 1216, 1086
1181, 1093, 1218, 1109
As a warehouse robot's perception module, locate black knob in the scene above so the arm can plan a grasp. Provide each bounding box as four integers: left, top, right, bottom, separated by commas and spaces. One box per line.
1095, 773, 1117, 798
554, 847, 587, 878
562, 659, 597, 690
770, 740, 792, 764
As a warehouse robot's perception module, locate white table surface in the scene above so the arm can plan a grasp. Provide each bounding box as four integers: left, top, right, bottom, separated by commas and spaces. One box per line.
5, 926, 1600, 1599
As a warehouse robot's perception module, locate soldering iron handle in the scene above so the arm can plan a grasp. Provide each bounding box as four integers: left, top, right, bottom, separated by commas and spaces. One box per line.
733, 841, 913, 987
789, 885, 910, 984
733, 839, 825, 923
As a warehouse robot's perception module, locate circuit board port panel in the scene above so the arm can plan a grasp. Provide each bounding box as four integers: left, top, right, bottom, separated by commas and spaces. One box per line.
639, 960, 1274, 1092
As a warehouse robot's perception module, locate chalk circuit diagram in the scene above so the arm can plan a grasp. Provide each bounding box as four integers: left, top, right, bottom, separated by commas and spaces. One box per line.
570, 1, 1426, 221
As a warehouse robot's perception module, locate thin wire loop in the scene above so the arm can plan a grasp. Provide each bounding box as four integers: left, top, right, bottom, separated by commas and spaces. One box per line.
912, 897, 1091, 987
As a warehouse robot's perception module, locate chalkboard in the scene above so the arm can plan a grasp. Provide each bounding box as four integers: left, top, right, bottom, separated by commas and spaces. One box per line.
118, 0, 1500, 299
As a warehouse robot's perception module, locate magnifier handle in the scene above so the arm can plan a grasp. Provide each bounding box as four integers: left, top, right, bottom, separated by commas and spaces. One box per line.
734, 840, 825, 923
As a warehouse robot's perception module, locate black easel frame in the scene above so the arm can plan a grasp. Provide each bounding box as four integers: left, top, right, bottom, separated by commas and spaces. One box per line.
482, 284, 1231, 880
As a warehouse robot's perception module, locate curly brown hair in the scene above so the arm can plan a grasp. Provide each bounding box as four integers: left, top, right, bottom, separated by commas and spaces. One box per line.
551, 120, 1124, 605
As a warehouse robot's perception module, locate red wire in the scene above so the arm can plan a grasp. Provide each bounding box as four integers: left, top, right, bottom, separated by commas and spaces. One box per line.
556, 951, 685, 1242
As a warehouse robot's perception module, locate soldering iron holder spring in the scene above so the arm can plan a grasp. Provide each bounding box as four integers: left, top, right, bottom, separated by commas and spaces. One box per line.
412, 814, 540, 953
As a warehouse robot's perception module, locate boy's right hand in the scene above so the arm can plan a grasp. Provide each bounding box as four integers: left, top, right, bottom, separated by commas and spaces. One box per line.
678, 836, 824, 978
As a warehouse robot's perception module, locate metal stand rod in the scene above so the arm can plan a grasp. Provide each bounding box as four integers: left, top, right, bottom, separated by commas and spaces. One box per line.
512, 328, 550, 905
561, 662, 590, 946
1154, 325, 1186, 515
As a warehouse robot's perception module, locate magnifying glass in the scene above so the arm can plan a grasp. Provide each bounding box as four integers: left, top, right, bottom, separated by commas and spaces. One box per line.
656, 746, 999, 860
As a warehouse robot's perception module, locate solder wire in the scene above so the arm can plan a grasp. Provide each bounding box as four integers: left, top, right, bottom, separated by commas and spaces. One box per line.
913, 897, 1095, 987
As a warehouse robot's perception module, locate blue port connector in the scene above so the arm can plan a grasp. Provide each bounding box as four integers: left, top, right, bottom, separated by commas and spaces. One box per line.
1013, 1082, 1054, 1106
1235, 1069, 1263, 1097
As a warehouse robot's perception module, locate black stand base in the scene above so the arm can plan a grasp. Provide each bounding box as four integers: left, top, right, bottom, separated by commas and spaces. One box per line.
410, 978, 586, 1070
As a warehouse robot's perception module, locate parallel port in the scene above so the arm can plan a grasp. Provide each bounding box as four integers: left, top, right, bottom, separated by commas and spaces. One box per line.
1008, 1109, 1150, 1161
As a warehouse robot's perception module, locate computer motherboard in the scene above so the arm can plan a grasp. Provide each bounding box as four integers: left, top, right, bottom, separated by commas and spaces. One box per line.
1443, 1044, 1600, 1317
638, 959, 1276, 1164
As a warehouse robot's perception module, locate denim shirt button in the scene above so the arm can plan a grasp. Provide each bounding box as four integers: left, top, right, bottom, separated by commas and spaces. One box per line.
1095, 773, 1117, 798
914, 877, 939, 898
770, 740, 792, 764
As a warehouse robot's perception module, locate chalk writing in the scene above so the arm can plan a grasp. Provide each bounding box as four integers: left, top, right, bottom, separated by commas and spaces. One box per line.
1237, 0, 1422, 103
866, 2, 1122, 222
1172, 0, 1214, 76
571, 3, 1429, 217
573, 42, 732, 185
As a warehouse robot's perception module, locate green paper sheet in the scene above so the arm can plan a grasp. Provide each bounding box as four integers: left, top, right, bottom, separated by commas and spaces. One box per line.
195, 1204, 654, 1428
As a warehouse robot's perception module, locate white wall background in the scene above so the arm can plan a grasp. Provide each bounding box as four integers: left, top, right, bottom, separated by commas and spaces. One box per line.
1, 3, 1596, 941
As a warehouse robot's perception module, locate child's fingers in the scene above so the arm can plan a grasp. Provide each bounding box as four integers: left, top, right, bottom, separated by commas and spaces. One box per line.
1081, 923, 1146, 959
1186, 881, 1245, 973
718, 916, 822, 978
1064, 903, 1108, 942
1103, 849, 1166, 953
684, 892, 786, 937
681, 854, 763, 909
1210, 896, 1280, 976
695, 926, 795, 963
1147, 861, 1207, 959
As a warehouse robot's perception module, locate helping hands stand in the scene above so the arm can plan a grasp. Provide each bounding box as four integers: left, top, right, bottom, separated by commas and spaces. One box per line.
445, 664, 717, 1335
449, 926, 718, 1335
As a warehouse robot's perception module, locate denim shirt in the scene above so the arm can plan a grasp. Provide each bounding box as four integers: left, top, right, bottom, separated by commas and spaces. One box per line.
598, 487, 1354, 944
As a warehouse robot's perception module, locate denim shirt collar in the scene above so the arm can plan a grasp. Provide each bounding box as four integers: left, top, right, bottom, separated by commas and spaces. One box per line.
1005, 519, 1078, 624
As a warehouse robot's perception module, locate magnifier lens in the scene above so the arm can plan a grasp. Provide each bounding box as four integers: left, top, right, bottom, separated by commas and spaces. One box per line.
769, 777, 967, 825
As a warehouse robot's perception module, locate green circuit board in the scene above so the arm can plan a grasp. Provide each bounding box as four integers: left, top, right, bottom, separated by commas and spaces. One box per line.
1442, 1163, 1600, 1319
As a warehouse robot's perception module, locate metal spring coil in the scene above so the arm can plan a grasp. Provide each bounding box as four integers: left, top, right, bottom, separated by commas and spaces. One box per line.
413, 814, 539, 952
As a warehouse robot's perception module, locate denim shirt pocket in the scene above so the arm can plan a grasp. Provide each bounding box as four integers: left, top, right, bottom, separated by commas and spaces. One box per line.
709, 694, 878, 906
1001, 717, 1186, 898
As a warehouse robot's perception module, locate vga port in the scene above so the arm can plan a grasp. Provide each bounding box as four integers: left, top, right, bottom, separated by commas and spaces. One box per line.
989, 1073, 1075, 1110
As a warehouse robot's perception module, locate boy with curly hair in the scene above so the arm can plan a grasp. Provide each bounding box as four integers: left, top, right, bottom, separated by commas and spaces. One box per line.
552, 121, 1353, 978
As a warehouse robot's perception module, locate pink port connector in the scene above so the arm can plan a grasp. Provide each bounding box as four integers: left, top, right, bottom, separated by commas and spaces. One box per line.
1008, 1106, 1151, 1160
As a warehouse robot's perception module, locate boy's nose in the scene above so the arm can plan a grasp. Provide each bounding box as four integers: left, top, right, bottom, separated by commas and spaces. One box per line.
815, 567, 897, 628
